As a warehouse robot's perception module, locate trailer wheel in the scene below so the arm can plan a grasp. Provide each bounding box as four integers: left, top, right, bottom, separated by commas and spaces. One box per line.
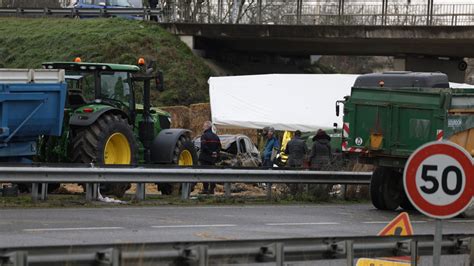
370, 167, 401, 211
157, 135, 197, 195
370, 167, 387, 210
71, 113, 138, 197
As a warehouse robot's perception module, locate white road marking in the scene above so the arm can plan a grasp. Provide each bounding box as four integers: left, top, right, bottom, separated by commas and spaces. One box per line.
266, 222, 340, 226
362, 221, 427, 224
24, 227, 124, 232
151, 224, 237, 228
448, 220, 474, 223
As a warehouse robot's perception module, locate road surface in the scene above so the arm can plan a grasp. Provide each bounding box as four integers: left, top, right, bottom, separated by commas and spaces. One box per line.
0, 203, 472, 248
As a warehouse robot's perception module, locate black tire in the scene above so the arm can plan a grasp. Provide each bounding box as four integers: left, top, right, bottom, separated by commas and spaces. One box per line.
400, 186, 416, 210
71, 113, 138, 198
370, 167, 402, 211
157, 135, 197, 195
370, 167, 386, 210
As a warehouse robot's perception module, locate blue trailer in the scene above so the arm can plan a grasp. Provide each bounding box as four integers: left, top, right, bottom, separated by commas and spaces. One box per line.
0, 69, 67, 162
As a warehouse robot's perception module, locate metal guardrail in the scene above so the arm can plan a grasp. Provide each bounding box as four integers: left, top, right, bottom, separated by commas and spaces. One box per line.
0, 234, 472, 266
1, 4, 474, 26
0, 166, 372, 202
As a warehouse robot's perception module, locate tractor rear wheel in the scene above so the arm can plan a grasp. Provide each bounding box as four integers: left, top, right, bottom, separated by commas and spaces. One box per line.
370, 167, 402, 211
71, 113, 137, 197
157, 135, 197, 195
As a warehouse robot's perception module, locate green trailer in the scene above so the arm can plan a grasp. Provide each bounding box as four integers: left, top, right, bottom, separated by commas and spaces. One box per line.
337, 72, 474, 211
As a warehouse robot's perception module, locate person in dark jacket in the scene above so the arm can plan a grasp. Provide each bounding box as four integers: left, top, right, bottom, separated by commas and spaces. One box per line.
309, 129, 332, 170
199, 121, 221, 194
285, 130, 307, 168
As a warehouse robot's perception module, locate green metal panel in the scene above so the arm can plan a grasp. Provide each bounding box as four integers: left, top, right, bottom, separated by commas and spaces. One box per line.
343, 87, 449, 166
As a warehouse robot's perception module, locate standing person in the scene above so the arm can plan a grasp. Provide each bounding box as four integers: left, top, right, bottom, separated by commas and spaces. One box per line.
308, 129, 333, 200
309, 129, 332, 170
284, 130, 307, 168
262, 127, 280, 168
285, 130, 307, 195
199, 121, 221, 194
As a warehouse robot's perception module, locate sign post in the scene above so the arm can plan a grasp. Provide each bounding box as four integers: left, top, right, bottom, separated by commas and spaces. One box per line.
403, 141, 474, 266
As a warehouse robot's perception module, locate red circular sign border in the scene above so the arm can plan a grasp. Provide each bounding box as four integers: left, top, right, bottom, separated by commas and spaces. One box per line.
404, 141, 474, 219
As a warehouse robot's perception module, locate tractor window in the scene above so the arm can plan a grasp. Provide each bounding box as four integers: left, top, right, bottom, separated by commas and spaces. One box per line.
65, 73, 95, 102
100, 72, 131, 105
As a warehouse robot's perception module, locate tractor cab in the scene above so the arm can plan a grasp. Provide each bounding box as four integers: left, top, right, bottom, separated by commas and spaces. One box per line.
43, 60, 139, 113
42, 59, 164, 126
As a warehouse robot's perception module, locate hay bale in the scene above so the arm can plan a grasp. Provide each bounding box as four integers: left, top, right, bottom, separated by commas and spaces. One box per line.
190, 103, 212, 137
161, 102, 258, 142
160, 106, 191, 129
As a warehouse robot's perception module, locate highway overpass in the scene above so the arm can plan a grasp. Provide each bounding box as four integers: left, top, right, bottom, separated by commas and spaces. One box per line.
162, 23, 474, 81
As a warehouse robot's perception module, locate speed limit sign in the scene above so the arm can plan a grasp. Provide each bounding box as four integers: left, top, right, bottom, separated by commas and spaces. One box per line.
404, 141, 474, 219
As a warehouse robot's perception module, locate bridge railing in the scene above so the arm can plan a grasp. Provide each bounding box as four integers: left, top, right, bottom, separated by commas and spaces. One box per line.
1, 3, 474, 25
155, 2, 474, 26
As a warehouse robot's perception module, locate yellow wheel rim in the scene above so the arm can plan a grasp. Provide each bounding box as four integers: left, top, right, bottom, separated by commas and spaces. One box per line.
104, 133, 131, 164
178, 150, 193, 166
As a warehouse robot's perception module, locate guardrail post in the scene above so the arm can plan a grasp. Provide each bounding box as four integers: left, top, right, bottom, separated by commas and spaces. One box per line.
31, 183, 39, 202
135, 183, 145, 201
266, 183, 272, 200
85, 183, 91, 201
40, 183, 48, 201
257, 243, 283, 264
181, 183, 190, 200
224, 183, 231, 198
346, 240, 354, 266
470, 237, 473, 266
1, 251, 28, 266
96, 248, 121, 266
85, 183, 95, 202
275, 242, 284, 266
197, 245, 208, 266
177, 245, 208, 266
410, 240, 418, 266
93, 183, 99, 199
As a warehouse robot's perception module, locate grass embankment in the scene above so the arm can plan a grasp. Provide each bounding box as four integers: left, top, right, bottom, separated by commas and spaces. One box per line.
0, 17, 213, 106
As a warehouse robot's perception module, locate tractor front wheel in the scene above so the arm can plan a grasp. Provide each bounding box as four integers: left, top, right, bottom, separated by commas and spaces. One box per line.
157, 135, 197, 195
71, 113, 137, 197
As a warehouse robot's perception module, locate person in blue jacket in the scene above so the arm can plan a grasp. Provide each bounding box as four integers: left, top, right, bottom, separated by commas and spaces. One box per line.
262, 127, 280, 167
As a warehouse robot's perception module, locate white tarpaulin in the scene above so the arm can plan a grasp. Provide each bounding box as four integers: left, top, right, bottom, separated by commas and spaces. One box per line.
209, 74, 474, 132
209, 74, 359, 132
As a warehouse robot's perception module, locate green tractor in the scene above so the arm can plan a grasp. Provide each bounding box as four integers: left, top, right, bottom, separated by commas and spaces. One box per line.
39, 58, 197, 196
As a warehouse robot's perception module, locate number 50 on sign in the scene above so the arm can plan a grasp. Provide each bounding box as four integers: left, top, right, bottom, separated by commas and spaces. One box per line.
404, 141, 474, 219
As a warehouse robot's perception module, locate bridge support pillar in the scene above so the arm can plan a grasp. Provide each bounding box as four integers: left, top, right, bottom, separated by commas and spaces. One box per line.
180, 36, 206, 57
180, 36, 195, 49
394, 56, 466, 83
